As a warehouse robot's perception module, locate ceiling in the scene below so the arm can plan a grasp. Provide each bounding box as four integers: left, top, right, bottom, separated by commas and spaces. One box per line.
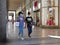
8, 0, 21, 10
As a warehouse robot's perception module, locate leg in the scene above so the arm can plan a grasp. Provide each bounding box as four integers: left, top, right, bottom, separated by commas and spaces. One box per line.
27, 26, 32, 37
19, 26, 20, 36
20, 26, 24, 40
27, 26, 30, 37
20, 27, 24, 37
18, 26, 21, 38
29, 26, 32, 37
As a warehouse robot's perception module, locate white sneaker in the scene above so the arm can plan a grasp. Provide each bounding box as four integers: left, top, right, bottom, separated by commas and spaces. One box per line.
21, 37, 24, 40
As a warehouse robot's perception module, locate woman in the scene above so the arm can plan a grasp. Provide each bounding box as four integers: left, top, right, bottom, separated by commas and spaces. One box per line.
18, 12, 24, 40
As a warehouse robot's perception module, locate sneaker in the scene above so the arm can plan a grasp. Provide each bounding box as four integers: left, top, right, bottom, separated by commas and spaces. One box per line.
21, 37, 24, 40
28, 36, 31, 39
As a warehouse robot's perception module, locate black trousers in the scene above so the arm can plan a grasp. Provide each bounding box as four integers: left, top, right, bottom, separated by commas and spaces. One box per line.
27, 25, 32, 37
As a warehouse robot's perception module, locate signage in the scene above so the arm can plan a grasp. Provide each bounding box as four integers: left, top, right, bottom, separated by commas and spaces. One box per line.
33, 1, 40, 11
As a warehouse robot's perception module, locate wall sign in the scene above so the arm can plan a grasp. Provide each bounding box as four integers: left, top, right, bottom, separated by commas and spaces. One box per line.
33, 1, 40, 11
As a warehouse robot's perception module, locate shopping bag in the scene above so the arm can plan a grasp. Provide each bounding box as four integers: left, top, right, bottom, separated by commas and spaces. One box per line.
32, 25, 34, 29
15, 22, 19, 26
32, 22, 35, 30
23, 22, 25, 28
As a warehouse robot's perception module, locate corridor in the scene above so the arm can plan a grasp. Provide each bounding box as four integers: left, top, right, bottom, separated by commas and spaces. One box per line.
0, 0, 60, 45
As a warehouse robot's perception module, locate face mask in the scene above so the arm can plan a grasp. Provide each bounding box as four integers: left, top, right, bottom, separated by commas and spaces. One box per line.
20, 14, 23, 17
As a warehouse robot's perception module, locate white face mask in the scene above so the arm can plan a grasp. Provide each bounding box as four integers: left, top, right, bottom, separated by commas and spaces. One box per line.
20, 14, 23, 17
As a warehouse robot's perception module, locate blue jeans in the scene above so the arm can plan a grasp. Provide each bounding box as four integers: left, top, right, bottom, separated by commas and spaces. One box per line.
19, 26, 24, 37
27, 25, 32, 37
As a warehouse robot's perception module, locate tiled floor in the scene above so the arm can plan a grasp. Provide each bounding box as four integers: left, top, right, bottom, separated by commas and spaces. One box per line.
0, 38, 60, 45
2, 22, 60, 45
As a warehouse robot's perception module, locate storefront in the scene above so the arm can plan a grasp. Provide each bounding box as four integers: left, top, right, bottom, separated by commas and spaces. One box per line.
25, 0, 59, 28
41, 0, 58, 27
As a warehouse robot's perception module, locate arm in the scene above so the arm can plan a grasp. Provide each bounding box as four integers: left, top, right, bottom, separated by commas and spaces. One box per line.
31, 17, 33, 22
25, 17, 27, 28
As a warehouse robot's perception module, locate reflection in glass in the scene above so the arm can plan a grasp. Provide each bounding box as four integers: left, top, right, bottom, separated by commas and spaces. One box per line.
42, 0, 58, 7
55, 7, 58, 25
42, 0, 48, 7
55, 0, 58, 6
41, 0, 58, 26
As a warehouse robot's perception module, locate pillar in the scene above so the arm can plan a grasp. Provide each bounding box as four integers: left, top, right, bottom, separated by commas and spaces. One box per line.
0, 0, 7, 42
59, 0, 60, 28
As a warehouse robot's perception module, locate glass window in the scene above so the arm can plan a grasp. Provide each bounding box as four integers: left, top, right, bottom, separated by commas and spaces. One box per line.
42, 0, 48, 7
41, 0, 58, 26
55, 0, 58, 6
54, 7, 58, 25
42, 8, 48, 25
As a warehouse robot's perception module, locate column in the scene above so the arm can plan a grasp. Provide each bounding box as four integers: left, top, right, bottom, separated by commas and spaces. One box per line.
0, 0, 7, 42
59, 0, 60, 28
